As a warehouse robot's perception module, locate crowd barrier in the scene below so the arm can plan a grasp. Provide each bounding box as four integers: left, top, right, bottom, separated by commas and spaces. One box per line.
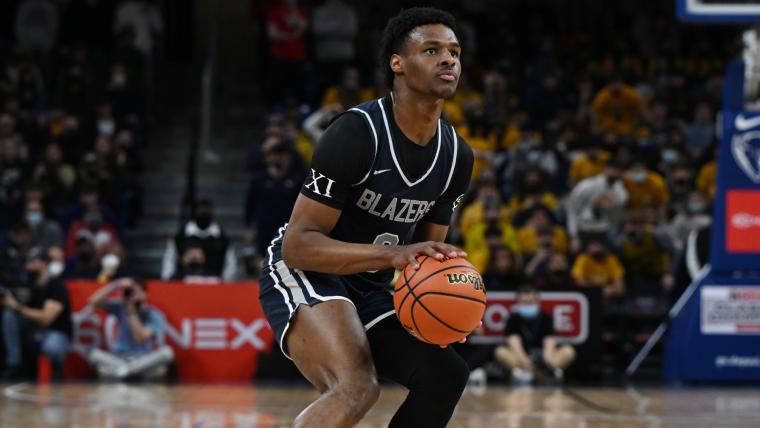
63, 281, 600, 381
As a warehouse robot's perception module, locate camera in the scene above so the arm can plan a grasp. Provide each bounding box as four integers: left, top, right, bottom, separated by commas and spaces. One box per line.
123, 287, 134, 299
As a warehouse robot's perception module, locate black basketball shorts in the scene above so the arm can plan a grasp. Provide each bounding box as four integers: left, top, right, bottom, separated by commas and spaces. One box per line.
259, 225, 396, 359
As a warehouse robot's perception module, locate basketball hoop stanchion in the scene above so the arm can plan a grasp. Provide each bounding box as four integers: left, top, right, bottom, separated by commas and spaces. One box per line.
654, 3, 760, 382
625, 265, 711, 377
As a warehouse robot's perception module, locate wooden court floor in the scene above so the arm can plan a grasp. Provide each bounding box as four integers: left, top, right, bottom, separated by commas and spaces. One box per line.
2, 382, 760, 427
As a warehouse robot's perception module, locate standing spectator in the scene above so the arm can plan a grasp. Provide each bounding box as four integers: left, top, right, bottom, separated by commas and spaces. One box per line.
494, 286, 576, 382
161, 199, 236, 280
87, 277, 173, 380
591, 76, 643, 135
114, 0, 163, 59
265, 0, 308, 104
312, 0, 358, 96
2, 248, 72, 381
623, 158, 670, 222
14, 0, 60, 55
566, 160, 628, 252
571, 238, 625, 298
245, 138, 306, 257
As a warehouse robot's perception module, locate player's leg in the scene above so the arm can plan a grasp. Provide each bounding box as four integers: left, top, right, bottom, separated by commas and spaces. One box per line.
367, 316, 469, 428
286, 300, 380, 428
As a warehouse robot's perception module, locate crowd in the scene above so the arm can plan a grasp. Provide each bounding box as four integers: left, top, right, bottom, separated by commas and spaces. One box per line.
0, 0, 165, 381
246, 0, 730, 380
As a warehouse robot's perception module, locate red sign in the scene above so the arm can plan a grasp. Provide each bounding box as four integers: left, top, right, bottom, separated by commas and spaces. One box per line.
65, 281, 275, 381
726, 190, 760, 252
470, 291, 589, 345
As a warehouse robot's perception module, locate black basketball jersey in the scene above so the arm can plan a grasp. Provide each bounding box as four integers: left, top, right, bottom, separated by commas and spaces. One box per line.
302, 96, 462, 288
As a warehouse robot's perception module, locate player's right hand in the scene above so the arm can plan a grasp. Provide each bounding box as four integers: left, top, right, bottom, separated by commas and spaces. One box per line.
390, 241, 467, 270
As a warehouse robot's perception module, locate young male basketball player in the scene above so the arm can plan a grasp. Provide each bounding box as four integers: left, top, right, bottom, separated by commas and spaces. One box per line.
259, 7, 474, 427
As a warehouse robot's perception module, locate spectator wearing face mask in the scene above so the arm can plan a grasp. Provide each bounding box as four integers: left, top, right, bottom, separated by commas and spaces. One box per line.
171, 244, 220, 284
683, 102, 715, 159
481, 244, 526, 291
162, 199, 236, 280
571, 238, 625, 299
622, 159, 669, 222
515, 206, 568, 254
463, 196, 520, 272
0, 223, 34, 286
566, 159, 628, 252
665, 190, 712, 252
616, 212, 672, 297
507, 169, 559, 222
0, 137, 29, 231
532, 253, 573, 290
31, 143, 77, 213
2, 248, 72, 381
65, 209, 119, 256
494, 286, 576, 383
23, 199, 65, 276
59, 184, 121, 240
591, 75, 643, 136
245, 138, 306, 258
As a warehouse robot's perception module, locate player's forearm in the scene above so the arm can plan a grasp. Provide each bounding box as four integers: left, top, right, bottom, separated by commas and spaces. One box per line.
282, 229, 395, 275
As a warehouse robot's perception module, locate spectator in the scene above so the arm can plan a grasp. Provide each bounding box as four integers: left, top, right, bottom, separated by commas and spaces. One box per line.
481, 244, 526, 291
508, 169, 559, 221
2, 248, 72, 381
162, 199, 236, 280
23, 199, 64, 258
245, 138, 306, 257
532, 253, 573, 289
683, 102, 715, 158
696, 158, 716, 200
59, 184, 121, 239
494, 286, 576, 382
63, 231, 100, 279
665, 190, 712, 252
0, 223, 34, 286
114, 0, 163, 59
171, 243, 220, 284
65, 209, 119, 256
566, 160, 628, 252
458, 173, 507, 239
0, 136, 28, 230
463, 197, 520, 272
591, 76, 643, 135
516, 207, 568, 255
312, 0, 358, 96
14, 0, 60, 55
320, 66, 362, 109
571, 238, 625, 298
87, 277, 174, 380
616, 212, 671, 296
569, 143, 609, 185
265, 0, 308, 104
622, 159, 669, 221
30, 143, 77, 215
665, 163, 694, 216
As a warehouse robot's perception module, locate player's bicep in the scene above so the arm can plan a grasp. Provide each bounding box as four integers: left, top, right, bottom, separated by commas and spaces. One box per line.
287, 194, 343, 236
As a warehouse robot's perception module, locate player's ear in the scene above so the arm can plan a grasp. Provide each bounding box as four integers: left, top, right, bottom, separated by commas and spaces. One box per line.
390, 54, 403, 76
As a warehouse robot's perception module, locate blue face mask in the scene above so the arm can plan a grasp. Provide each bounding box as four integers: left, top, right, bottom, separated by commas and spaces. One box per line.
517, 303, 540, 318
26, 211, 43, 226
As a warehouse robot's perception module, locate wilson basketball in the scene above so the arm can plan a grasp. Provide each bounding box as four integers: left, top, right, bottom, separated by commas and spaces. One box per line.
394, 256, 486, 345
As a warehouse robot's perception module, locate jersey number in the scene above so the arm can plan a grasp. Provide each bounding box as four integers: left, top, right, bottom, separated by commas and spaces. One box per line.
372, 232, 399, 247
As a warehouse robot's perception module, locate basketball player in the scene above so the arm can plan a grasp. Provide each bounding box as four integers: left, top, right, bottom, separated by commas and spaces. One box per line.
259, 8, 474, 427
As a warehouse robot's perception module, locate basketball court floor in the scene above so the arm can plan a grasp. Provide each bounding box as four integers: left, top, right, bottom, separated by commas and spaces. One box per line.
2, 382, 759, 427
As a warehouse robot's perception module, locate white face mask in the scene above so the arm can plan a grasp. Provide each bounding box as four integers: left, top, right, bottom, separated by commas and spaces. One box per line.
48, 261, 64, 277
630, 170, 647, 184
97, 119, 115, 137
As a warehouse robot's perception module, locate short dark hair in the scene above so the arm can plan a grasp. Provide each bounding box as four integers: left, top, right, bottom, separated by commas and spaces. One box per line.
517, 284, 537, 296
379, 7, 458, 85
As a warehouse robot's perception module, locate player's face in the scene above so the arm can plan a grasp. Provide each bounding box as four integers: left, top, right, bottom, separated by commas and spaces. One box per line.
395, 24, 461, 100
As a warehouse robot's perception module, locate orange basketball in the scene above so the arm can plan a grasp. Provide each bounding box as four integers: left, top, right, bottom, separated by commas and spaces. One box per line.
394, 256, 486, 345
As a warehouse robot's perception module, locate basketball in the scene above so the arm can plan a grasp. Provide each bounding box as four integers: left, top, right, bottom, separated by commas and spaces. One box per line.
394, 256, 486, 345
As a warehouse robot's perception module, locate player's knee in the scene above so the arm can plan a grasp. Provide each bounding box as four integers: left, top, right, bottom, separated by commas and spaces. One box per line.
334, 372, 380, 419
414, 351, 469, 397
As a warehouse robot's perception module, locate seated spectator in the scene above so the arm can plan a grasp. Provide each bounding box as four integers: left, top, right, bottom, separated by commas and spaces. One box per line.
463, 198, 520, 272
24, 199, 64, 259
320, 66, 362, 109
87, 277, 174, 381
532, 253, 573, 289
569, 143, 609, 185
64, 231, 100, 278
665, 163, 693, 216
0, 222, 34, 285
30, 142, 77, 215
566, 160, 628, 252
2, 248, 72, 381
481, 244, 526, 291
171, 243, 220, 284
59, 184, 121, 238
245, 138, 306, 257
162, 199, 236, 280
507, 168, 559, 222
622, 158, 669, 222
591, 75, 643, 135
494, 286, 576, 382
571, 238, 625, 298
683, 102, 715, 159
666, 190, 712, 252
515, 206, 568, 254
617, 212, 671, 296
457, 103, 498, 180
65, 209, 120, 256
696, 159, 716, 200
458, 172, 510, 239
0, 136, 28, 230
